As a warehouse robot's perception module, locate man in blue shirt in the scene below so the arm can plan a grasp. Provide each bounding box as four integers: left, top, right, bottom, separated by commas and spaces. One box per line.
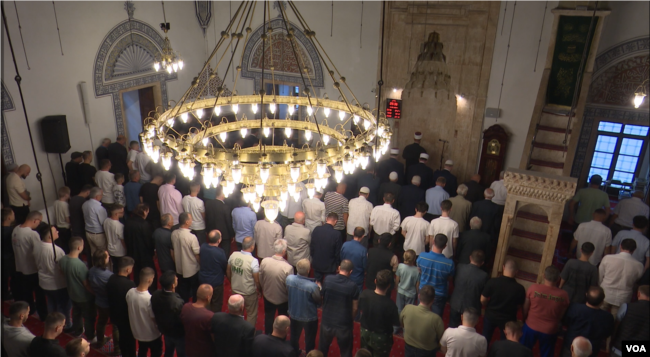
340, 227, 368, 292
417, 234, 454, 316
123, 171, 142, 216
319, 260, 359, 357
232, 200, 257, 251
286, 259, 322, 354
425, 177, 449, 216
200, 230, 228, 312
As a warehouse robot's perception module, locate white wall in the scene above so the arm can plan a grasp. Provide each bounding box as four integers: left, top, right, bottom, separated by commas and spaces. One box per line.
597, 1, 650, 54
2, 1, 381, 211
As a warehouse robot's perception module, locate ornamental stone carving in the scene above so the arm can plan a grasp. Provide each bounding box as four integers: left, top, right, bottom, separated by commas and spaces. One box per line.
504, 169, 577, 203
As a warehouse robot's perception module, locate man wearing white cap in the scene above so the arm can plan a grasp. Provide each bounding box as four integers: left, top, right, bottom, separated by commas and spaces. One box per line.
378, 172, 401, 209
406, 153, 434, 191
357, 165, 381, 206
377, 148, 404, 185
433, 160, 458, 197
302, 190, 326, 235
403, 132, 428, 172
346, 187, 374, 247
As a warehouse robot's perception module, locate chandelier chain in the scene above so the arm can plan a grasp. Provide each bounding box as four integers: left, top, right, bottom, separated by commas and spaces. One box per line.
13, 1, 30, 69
52, 2, 64, 55
229, 1, 258, 101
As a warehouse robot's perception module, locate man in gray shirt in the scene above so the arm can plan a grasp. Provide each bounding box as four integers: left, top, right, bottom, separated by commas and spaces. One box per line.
449, 250, 488, 328
608, 216, 649, 268
559, 242, 599, 304
284, 212, 311, 269
2, 301, 35, 357
153, 214, 175, 273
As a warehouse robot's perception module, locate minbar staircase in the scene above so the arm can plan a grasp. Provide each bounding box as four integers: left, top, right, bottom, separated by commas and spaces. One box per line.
528, 108, 574, 177
507, 206, 549, 289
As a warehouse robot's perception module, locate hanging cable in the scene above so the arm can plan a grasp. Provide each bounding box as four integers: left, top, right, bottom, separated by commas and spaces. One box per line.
375, 0, 386, 161
330, 1, 333, 37
406, 3, 414, 75
259, 0, 267, 151
13, 2, 30, 70
496, 1, 517, 114
533, 1, 548, 72
501, 2, 508, 36
52, 2, 64, 55
2, 3, 56, 259
423, 1, 429, 41
360, 2, 363, 48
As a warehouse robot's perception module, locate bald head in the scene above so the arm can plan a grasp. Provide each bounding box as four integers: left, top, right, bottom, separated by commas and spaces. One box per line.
196, 284, 213, 303
272, 315, 291, 338
18, 165, 31, 178
571, 337, 592, 357
484, 188, 495, 200
228, 294, 245, 315
294, 211, 305, 224
336, 183, 347, 194
471, 174, 481, 183
503, 259, 517, 277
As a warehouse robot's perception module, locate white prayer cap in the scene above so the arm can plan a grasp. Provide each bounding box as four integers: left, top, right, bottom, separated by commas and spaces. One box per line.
390, 148, 399, 155
414, 132, 423, 140
445, 159, 454, 166
359, 187, 370, 194
411, 175, 421, 185
389, 172, 398, 181
419, 153, 429, 160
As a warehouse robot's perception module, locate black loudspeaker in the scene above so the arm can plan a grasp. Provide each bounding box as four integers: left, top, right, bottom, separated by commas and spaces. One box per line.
40, 115, 71, 153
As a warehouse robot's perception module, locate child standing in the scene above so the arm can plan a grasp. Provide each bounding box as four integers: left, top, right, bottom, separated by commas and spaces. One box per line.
394, 249, 420, 334
53, 186, 71, 253
113, 173, 126, 207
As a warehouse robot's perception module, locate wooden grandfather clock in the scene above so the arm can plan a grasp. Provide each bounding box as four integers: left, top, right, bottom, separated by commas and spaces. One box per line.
478, 124, 508, 187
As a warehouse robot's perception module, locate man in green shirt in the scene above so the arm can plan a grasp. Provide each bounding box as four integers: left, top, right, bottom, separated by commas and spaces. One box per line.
58, 236, 96, 342
569, 175, 611, 226
400, 285, 445, 355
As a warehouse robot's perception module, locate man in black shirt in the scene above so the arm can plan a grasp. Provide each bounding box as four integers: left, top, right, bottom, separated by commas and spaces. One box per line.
28, 312, 67, 357
106, 256, 136, 357
252, 315, 296, 357
151, 270, 185, 357
402, 131, 427, 173
310, 213, 342, 282
153, 214, 175, 273
65, 152, 83, 195
561, 286, 613, 357
205, 185, 235, 257
69, 185, 92, 266
456, 217, 491, 266
488, 321, 532, 357
463, 174, 485, 204
139, 174, 163, 228
78, 151, 97, 188
2, 208, 17, 300
95, 138, 110, 165
212, 294, 255, 357
359, 269, 400, 357
469, 188, 502, 241
108, 135, 129, 178
449, 250, 489, 328
319, 260, 359, 357
480, 259, 526, 344
559, 242, 599, 304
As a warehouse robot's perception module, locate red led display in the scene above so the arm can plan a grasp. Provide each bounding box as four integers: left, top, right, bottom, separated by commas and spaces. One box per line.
386, 99, 402, 119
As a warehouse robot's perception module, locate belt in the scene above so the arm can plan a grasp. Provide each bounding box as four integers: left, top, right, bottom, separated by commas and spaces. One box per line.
86, 231, 104, 234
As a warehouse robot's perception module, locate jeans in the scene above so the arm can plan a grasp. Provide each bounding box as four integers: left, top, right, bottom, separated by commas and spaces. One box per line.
164, 335, 186, 357
360, 328, 394, 357
319, 324, 353, 357
177, 273, 199, 303
137, 335, 163, 357
396, 293, 416, 315
44, 288, 72, 328
482, 317, 506, 343
431, 295, 447, 317
191, 230, 206, 245
290, 318, 318, 353
18, 273, 48, 321
520, 323, 558, 357
208, 285, 224, 312
263, 297, 288, 334
71, 300, 96, 340
405, 344, 438, 357
116, 322, 136, 357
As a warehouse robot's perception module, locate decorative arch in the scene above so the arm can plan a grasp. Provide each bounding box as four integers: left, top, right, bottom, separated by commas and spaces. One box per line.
1, 81, 16, 165
241, 18, 324, 90
93, 19, 177, 135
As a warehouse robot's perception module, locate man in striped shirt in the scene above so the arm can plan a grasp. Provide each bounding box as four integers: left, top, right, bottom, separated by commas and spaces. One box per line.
324, 183, 349, 244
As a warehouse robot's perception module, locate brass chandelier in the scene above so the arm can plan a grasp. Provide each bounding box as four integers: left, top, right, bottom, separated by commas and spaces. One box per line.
153, 1, 184, 74
140, 1, 391, 220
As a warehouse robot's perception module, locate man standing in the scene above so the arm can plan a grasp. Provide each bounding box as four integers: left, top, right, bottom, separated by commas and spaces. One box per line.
400, 285, 445, 356
561, 286, 614, 357
610, 285, 650, 357
171, 213, 201, 303
440, 308, 488, 357
106, 256, 136, 357
599, 239, 644, 316
108, 135, 128, 178
417, 234, 454, 316
7, 164, 31, 224
481, 259, 526, 343
569, 175, 611, 227
211, 295, 255, 356
199, 230, 228, 312
347, 187, 373, 247
180, 284, 215, 357
182, 182, 206, 245
95, 138, 111, 165
134, 150, 152, 184
28, 312, 68, 357
571, 209, 611, 266
286, 259, 321, 354
521, 266, 569, 357
488, 321, 532, 357
463, 174, 485, 204
254, 214, 283, 260
227, 236, 261, 326
94, 160, 114, 205
279, 181, 307, 231
124, 171, 142, 216
205, 185, 235, 257
406, 153, 434, 191
124, 204, 156, 292
319, 260, 359, 357
126, 141, 140, 171
448, 184, 472, 233
79, 151, 97, 188
302, 190, 326, 234
608, 216, 649, 267
232, 199, 258, 251
425, 177, 449, 216
402, 132, 427, 172
398, 176, 426, 222
449, 251, 488, 328
65, 152, 83, 195
252, 315, 295, 357
154, 214, 176, 273
310, 213, 343, 282
260, 239, 293, 334
559, 242, 599, 303
324, 183, 349, 243
359, 270, 400, 357
357, 166, 381, 206
139, 174, 163, 229
378, 172, 401, 208
340, 227, 368, 292
2, 301, 35, 357
69, 185, 91, 240
377, 148, 404, 184
284, 212, 311, 269
432, 160, 457, 197
456, 217, 491, 266
33, 223, 70, 327
610, 191, 649, 237
126, 268, 162, 356
401, 202, 430, 257
470, 188, 502, 241
490, 171, 507, 206
365, 234, 399, 294
427, 200, 459, 259
370, 193, 401, 247
104, 204, 126, 268
159, 173, 183, 225
151, 271, 186, 357
81, 187, 108, 257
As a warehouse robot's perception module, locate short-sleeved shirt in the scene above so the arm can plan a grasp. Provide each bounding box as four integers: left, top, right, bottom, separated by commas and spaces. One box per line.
573, 220, 612, 265
232, 207, 257, 243
400, 304, 445, 351
159, 184, 183, 225
88, 267, 113, 309
417, 251, 454, 298
104, 218, 126, 257
572, 187, 610, 224
610, 229, 650, 264
34, 241, 67, 291
171, 228, 200, 278
6, 172, 28, 206
124, 182, 143, 212
53, 200, 70, 229
12, 225, 40, 275
153, 227, 175, 273
95, 170, 115, 204
340, 240, 367, 285
59, 255, 91, 302
323, 191, 349, 231
396, 263, 419, 298
28, 336, 66, 357
347, 196, 373, 236
359, 290, 399, 335
450, 263, 488, 313
425, 186, 449, 215
126, 288, 161, 342
321, 274, 359, 328
440, 326, 488, 357
525, 284, 569, 334
560, 259, 599, 303
427, 217, 459, 258
613, 197, 649, 228
482, 276, 526, 326
562, 303, 614, 354
401, 216, 430, 255
182, 195, 206, 230
180, 303, 215, 356
113, 185, 125, 206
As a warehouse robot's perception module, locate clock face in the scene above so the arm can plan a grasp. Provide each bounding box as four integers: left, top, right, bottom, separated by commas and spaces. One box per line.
487, 139, 501, 155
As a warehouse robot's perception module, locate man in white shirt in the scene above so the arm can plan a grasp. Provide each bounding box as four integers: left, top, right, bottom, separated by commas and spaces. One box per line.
347, 187, 374, 247
133, 151, 152, 183
570, 209, 611, 266
182, 182, 206, 245
440, 307, 487, 357
103, 204, 126, 265
599, 239, 645, 316
94, 160, 115, 205
426, 177, 449, 216
2, 301, 35, 357
608, 216, 650, 268
489, 171, 507, 206
401, 202, 430, 256
126, 141, 140, 172
302, 190, 326, 234
610, 191, 649, 236
7, 164, 32, 224
427, 200, 459, 258
171, 212, 201, 303
370, 192, 401, 247
126, 267, 162, 356
284, 212, 311, 267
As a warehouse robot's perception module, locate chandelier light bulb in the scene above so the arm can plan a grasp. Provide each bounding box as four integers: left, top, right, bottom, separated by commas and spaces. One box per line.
167, 118, 174, 126
317, 161, 327, 177
167, 66, 173, 74
307, 106, 313, 116
172, 62, 178, 72
162, 153, 172, 171
178, 60, 184, 70
231, 165, 242, 184
288, 182, 296, 196
202, 137, 209, 146
255, 183, 265, 197
241, 128, 248, 137
262, 200, 279, 222
263, 127, 270, 137
288, 105, 295, 116
305, 130, 312, 141
280, 188, 288, 202
339, 110, 346, 121
285, 127, 292, 137
378, 126, 385, 137
634, 92, 646, 108
290, 165, 301, 182
219, 132, 227, 142
334, 167, 343, 183
154, 62, 160, 72
279, 199, 287, 211
306, 183, 315, 199
196, 108, 204, 118
260, 165, 270, 184
214, 106, 221, 116
253, 198, 261, 212
363, 119, 371, 130
252, 104, 258, 114
322, 134, 330, 145
211, 175, 220, 189
293, 191, 300, 202
269, 103, 276, 114
151, 145, 160, 163
181, 112, 189, 123
232, 104, 239, 114
324, 107, 330, 117
202, 165, 214, 188
360, 155, 369, 170
354, 115, 361, 125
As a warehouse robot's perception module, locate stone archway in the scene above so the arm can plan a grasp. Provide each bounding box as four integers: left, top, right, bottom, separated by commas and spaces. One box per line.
93, 19, 177, 135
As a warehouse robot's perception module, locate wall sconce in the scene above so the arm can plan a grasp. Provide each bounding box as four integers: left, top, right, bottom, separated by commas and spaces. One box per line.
633, 79, 648, 108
